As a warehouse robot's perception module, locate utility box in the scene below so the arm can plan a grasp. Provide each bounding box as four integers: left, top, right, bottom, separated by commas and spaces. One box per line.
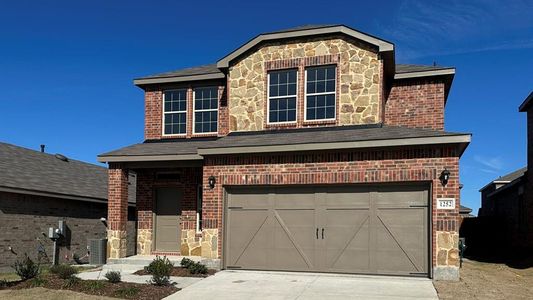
89, 239, 107, 265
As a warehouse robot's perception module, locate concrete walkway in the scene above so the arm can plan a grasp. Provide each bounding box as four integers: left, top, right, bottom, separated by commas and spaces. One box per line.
165, 270, 439, 300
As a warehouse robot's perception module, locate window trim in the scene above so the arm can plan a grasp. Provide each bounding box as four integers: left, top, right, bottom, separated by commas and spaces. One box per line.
266, 68, 298, 125
192, 86, 219, 135
304, 65, 337, 122
162, 88, 188, 137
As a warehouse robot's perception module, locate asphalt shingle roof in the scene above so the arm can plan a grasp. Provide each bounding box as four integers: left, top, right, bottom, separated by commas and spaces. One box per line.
136, 64, 222, 80
395, 64, 454, 74
0, 142, 108, 200
99, 125, 468, 158
495, 167, 527, 182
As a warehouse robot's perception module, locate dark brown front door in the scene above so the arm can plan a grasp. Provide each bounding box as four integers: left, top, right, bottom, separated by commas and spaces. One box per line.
224, 184, 429, 276
154, 187, 182, 252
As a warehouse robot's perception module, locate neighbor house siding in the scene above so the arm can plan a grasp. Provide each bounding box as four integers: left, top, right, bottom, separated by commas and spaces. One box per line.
202, 145, 461, 274
385, 78, 446, 131
0, 191, 135, 269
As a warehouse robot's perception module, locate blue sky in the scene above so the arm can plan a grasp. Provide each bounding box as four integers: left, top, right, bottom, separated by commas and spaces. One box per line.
0, 0, 532, 214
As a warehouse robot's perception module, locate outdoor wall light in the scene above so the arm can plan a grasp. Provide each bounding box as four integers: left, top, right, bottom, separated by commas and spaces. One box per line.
208, 176, 216, 189
439, 168, 451, 186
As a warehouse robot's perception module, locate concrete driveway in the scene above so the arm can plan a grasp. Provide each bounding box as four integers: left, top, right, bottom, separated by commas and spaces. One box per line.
165, 270, 438, 299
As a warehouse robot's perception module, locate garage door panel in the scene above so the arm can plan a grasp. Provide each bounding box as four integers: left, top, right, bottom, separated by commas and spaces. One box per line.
225, 185, 429, 276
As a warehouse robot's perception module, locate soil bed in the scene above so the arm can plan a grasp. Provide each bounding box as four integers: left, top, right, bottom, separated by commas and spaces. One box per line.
134, 266, 217, 277
434, 259, 533, 299
0, 274, 179, 300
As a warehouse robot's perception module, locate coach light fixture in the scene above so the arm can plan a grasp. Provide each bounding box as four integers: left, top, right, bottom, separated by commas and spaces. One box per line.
208, 176, 216, 189
439, 168, 451, 186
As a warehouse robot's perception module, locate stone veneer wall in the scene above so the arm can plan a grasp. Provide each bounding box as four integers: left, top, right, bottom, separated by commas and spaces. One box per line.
202, 146, 461, 280
228, 36, 382, 131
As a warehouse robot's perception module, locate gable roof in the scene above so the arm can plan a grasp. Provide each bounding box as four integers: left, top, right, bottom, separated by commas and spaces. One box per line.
0, 142, 109, 202
98, 125, 471, 162
519, 91, 533, 112
216, 24, 394, 68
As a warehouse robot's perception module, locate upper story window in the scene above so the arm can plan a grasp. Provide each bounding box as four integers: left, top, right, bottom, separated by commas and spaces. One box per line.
268, 69, 297, 124
194, 87, 218, 134
305, 65, 336, 121
163, 89, 187, 135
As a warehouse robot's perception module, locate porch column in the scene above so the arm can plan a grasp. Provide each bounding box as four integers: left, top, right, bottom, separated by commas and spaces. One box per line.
107, 164, 128, 259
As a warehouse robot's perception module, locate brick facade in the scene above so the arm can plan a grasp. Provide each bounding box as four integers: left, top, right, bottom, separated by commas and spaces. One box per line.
202, 146, 461, 275
143, 83, 227, 140
385, 78, 446, 131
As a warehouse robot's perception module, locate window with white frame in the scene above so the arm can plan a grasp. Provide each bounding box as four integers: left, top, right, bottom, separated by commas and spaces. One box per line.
268, 69, 297, 123
305, 65, 336, 121
163, 89, 187, 135
194, 87, 218, 133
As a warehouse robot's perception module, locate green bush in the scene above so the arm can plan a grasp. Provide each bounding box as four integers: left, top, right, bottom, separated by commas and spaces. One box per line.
84, 280, 105, 291
115, 287, 140, 298
180, 258, 208, 274
146, 256, 173, 286
180, 258, 194, 269
50, 264, 78, 279
188, 262, 208, 275
104, 270, 121, 283
0, 279, 9, 288
29, 276, 47, 287
12, 254, 40, 280
62, 276, 81, 288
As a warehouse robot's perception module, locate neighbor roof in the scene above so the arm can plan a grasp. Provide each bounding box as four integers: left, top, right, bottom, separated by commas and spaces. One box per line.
519, 91, 533, 112
0, 142, 109, 203
479, 167, 527, 192
459, 205, 473, 214
98, 125, 471, 162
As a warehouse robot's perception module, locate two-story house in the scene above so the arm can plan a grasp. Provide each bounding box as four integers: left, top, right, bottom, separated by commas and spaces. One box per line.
98, 25, 470, 280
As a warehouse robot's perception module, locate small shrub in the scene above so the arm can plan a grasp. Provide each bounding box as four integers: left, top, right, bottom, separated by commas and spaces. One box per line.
0, 279, 9, 288
188, 262, 208, 275
104, 270, 121, 283
62, 276, 81, 288
50, 264, 78, 279
115, 287, 140, 298
180, 257, 194, 269
84, 280, 106, 291
146, 256, 173, 286
12, 254, 40, 280
29, 276, 47, 287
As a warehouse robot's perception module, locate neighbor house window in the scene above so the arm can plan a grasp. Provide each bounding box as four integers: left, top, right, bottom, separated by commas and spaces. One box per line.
305, 65, 336, 121
163, 89, 187, 135
268, 69, 297, 123
194, 87, 218, 133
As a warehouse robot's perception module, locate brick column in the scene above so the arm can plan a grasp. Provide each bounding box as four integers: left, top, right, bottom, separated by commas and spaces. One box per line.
107, 164, 128, 259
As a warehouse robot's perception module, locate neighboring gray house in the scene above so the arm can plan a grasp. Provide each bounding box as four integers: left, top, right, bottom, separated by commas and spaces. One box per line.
0, 142, 136, 270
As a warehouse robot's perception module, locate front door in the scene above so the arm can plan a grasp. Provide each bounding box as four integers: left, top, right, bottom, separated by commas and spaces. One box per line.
154, 187, 182, 252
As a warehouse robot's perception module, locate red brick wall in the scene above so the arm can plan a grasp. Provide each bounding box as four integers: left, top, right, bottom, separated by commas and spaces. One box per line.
202, 146, 461, 266
108, 164, 129, 231
135, 168, 202, 232
143, 84, 227, 140
385, 78, 446, 130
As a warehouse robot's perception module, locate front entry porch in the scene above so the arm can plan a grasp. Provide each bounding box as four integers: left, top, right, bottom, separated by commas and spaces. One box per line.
107, 163, 219, 263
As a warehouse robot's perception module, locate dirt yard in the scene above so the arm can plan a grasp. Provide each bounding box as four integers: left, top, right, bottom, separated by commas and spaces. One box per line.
0, 287, 116, 299
434, 259, 533, 299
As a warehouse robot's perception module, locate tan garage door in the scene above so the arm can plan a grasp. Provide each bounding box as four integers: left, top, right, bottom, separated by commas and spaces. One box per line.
224, 184, 429, 276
